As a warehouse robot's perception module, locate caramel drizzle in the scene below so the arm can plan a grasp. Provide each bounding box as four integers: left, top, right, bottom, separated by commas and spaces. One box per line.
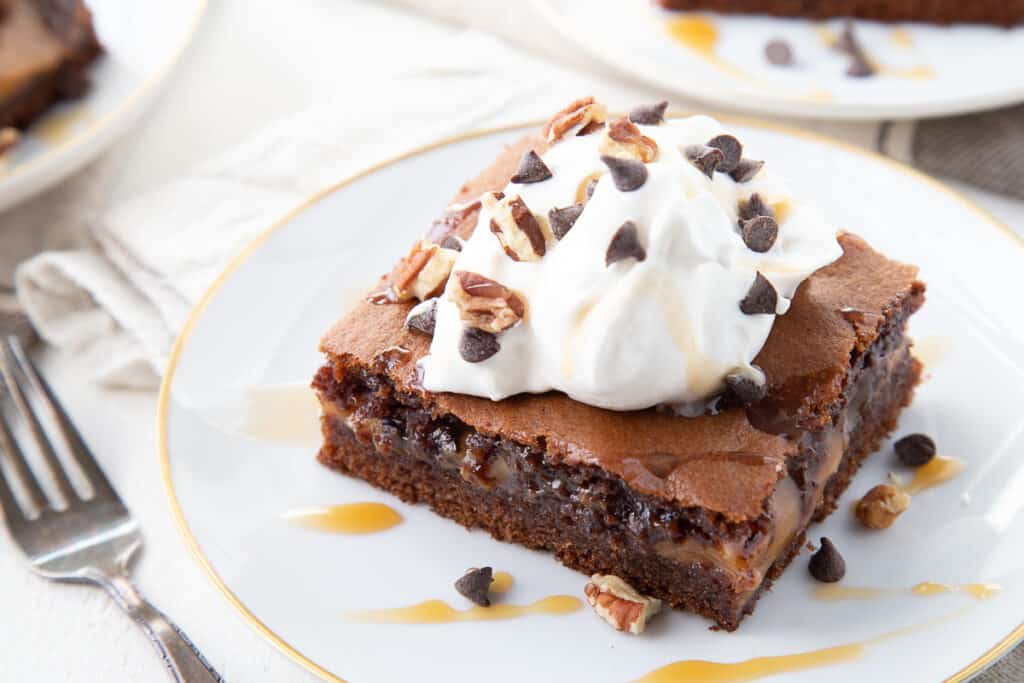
634, 644, 863, 682
903, 455, 964, 495
283, 503, 403, 534
815, 581, 1002, 602
346, 595, 582, 624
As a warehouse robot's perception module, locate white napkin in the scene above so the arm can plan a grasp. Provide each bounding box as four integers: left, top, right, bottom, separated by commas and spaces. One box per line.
13, 31, 655, 387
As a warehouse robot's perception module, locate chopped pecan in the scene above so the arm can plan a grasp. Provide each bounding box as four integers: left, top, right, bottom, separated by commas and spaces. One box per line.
599, 117, 658, 162
584, 574, 662, 634
543, 96, 607, 143
855, 484, 910, 529
449, 271, 527, 334
482, 192, 546, 262
390, 240, 458, 302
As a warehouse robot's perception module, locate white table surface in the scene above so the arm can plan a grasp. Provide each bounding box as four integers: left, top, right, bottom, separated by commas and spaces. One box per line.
1, 1, 1023, 681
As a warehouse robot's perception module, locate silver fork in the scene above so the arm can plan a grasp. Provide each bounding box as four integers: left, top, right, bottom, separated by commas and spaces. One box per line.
0, 336, 222, 682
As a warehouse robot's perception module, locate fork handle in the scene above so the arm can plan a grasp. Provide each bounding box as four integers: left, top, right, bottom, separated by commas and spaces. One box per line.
96, 574, 223, 682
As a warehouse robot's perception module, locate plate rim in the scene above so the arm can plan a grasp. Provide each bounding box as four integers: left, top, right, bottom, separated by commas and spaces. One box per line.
158, 116, 1024, 683
0, 0, 208, 209
530, 0, 1024, 121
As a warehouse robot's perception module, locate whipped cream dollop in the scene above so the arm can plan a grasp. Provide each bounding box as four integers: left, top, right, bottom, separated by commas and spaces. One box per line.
418, 112, 842, 412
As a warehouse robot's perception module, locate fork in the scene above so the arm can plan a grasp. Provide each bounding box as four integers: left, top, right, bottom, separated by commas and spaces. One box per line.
0, 336, 222, 682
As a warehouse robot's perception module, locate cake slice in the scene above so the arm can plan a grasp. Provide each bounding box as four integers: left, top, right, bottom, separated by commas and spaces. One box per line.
655, 0, 1024, 26
0, 0, 102, 131
313, 99, 924, 631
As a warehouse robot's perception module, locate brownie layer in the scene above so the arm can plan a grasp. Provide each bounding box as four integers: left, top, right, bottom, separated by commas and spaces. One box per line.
0, 0, 102, 130
655, 0, 1024, 26
315, 280, 920, 630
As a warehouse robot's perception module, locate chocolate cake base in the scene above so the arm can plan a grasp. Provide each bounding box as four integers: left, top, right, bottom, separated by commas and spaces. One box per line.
656, 0, 1024, 26
316, 341, 920, 630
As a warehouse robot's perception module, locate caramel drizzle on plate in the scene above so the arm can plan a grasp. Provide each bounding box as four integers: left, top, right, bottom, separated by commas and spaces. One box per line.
283, 503, 403, 534
346, 595, 582, 624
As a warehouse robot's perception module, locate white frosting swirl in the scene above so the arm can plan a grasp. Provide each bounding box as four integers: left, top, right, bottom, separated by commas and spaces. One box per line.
419, 115, 842, 412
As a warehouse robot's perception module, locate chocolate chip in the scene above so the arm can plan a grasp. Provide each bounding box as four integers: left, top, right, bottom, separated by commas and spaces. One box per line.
629, 101, 669, 126
549, 203, 584, 240
440, 235, 462, 252
725, 368, 767, 403
585, 177, 599, 201
404, 298, 437, 336
834, 20, 860, 55
730, 158, 765, 183
894, 433, 936, 467
738, 193, 774, 222
510, 150, 553, 184
605, 221, 646, 266
741, 216, 779, 253
808, 537, 846, 583
601, 155, 648, 191
765, 39, 793, 66
707, 135, 743, 173
846, 55, 876, 78
455, 567, 493, 607
685, 145, 725, 180
459, 328, 500, 363
739, 272, 777, 315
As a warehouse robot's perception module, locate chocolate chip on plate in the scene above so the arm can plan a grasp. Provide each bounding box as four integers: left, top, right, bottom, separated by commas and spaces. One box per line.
741, 215, 779, 253
510, 150, 553, 184
808, 537, 846, 583
601, 155, 648, 191
455, 566, 494, 607
846, 54, 876, 78
605, 221, 647, 266
440, 235, 462, 252
739, 272, 777, 315
628, 101, 669, 126
765, 39, 793, 66
405, 298, 438, 336
707, 134, 743, 173
730, 158, 765, 183
685, 144, 725, 180
725, 368, 767, 403
549, 203, 585, 240
894, 433, 937, 467
459, 327, 500, 363
738, 193, 774, 222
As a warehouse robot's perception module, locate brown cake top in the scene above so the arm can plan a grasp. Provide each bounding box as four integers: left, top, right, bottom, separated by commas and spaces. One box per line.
320, 110, 924, 522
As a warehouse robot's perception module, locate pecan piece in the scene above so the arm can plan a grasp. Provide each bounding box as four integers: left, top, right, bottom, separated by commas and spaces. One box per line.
389, 240, 458, 302
584, 574, 662, 634
449, 271, 527, 334
482, 192, 546, 262
855, 484, 910, 529
599, 117, 658, 163
543, 96, 607, 143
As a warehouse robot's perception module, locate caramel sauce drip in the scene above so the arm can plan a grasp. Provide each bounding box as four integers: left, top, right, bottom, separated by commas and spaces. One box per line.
239, 383, 321, 445
903, 455, 964, 495
634, 644, 863, 682
891, 28, 913, 48
33, 106, 91, 146
490, 571, 514, 593
816, 581, 1001, 602
665, 16, 752, 82
347, 595, 582, 624
284, 503, 403, 534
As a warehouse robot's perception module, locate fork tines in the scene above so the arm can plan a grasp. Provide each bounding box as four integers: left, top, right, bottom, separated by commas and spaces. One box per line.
0, 336, 116, 522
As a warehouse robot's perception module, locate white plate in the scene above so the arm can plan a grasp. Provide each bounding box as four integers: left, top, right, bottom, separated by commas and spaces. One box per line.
161, 121, 1024, 683
0, 0, 205, 212
532, 0, 1024, 120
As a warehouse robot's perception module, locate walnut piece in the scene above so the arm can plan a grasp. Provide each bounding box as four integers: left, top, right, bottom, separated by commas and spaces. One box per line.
482, 191, 547, 262
390, 240, 458, 302
599, 117, 658, 163
855, 484, 911, 529
584, 574, 662, 634
449, 271, 527, 334
543, 96, 607, 143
